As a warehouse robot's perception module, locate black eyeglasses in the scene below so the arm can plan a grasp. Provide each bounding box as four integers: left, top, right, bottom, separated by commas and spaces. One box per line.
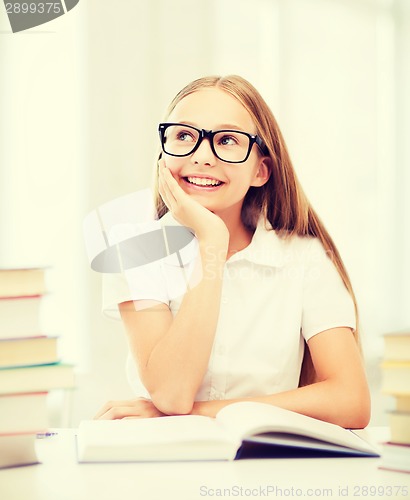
158, 123, 268, 164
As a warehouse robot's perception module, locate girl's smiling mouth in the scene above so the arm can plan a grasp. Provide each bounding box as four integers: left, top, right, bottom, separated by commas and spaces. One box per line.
183, 176, 224, 189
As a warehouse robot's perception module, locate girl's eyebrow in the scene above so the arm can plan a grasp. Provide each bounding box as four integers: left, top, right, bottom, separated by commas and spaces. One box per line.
175, 120, 246, 131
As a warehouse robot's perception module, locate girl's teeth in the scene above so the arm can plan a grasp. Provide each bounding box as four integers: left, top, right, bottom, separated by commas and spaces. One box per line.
187, 177, 222, 186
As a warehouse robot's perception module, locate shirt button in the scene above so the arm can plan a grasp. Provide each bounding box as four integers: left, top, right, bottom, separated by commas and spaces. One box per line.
221, 296, 228, 304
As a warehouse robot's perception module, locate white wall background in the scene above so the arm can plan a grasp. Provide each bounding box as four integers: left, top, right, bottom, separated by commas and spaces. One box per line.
0, 0, 409, 425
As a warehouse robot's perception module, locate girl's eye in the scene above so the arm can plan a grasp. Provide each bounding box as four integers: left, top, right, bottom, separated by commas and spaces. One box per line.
176, 131, 195, 142
219, 135, 238, 146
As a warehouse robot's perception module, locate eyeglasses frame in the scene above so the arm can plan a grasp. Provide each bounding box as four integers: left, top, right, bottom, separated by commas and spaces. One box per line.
158, 122, 269, 164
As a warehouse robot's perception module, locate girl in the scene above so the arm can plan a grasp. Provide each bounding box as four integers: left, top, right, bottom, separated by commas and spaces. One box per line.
96, 75, 370, 428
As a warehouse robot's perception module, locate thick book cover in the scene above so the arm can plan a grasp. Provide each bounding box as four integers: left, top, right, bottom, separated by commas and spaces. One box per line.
379, 442, 410, 474
0, 363, 75, 395
76, 402, 380, 463
383, 330, 410, 362
0, 392, 49, 434
0, 336, 59, 368
0, 433, 39, 469
0, 295, 43, 339
0, 268, 47, 299
388, 411, 410, 445
381, 361, 410, 395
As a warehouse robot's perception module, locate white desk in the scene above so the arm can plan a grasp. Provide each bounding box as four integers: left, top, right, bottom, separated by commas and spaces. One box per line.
0, 428, 409, 500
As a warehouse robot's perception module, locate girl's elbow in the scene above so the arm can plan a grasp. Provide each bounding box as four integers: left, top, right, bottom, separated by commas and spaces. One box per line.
150, 390, 194, 416
352, 394, 371, 429
340, 385, 371, 429
343, 405, 370, 429
142, 374, 196, 415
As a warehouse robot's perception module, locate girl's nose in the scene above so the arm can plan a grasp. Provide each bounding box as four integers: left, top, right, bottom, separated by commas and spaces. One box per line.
190, 137, 216, 166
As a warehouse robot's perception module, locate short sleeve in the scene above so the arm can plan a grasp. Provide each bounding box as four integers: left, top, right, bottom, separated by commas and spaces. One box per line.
102, 262, 171, 320
101, 214, 200, 320
301, 238, 356, 341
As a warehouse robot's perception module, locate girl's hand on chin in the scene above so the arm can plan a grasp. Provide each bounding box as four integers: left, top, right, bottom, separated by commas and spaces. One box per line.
158, 159, 229, 244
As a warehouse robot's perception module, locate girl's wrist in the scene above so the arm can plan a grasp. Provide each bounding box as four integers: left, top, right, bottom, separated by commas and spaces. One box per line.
192, 397, 259, 418
191, 399, 232, 418
199, 239, 228, 268
196, 226, 229, 245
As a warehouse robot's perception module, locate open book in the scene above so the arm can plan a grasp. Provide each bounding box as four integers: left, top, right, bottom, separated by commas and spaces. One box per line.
76, 402, 380, 462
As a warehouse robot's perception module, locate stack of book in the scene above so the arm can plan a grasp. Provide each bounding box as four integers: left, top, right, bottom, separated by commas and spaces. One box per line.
380, 330, 410, 473
0, 268, 75, 468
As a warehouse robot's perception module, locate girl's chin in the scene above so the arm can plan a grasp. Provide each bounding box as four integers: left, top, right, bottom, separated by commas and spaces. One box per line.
186, 195, 218, 212
191, 197, 217, 211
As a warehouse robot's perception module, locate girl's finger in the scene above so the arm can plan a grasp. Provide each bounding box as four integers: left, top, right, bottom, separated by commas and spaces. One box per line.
94, 397, 151, 420
98, 405, 143, 420
158, 172, 174, 211
157, 162, 170, 205
159, 164, 178, 208
161, 164, 179, 193
93, 398, 147, 419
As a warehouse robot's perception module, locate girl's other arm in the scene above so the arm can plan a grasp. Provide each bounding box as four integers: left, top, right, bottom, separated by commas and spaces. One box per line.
192, 327, 371, 429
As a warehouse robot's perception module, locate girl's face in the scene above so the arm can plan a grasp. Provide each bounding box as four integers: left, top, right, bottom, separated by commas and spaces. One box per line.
163, 88, 270, 220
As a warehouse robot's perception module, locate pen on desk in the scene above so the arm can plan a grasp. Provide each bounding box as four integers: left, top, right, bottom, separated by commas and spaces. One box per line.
36, 431, 58, 439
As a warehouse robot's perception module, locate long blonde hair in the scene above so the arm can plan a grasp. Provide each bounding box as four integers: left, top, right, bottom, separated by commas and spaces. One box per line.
154, 75, 361, 386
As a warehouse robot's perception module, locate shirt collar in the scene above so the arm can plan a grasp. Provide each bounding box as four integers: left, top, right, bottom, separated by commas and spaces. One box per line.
161, 212, 286, 268
228, 218, 287, 268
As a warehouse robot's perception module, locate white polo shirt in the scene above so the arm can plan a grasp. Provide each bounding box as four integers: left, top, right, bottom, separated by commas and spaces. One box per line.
102, 213, 356, 401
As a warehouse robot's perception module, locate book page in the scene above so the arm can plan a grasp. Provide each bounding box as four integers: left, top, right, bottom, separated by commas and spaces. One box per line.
216, 402, 377, 454
78, 415, 237, 447
77, 415, 241, 462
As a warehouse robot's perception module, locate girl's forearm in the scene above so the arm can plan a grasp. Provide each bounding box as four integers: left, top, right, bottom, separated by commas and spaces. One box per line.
191, 378, 371, 429
142, 239, 228, 415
